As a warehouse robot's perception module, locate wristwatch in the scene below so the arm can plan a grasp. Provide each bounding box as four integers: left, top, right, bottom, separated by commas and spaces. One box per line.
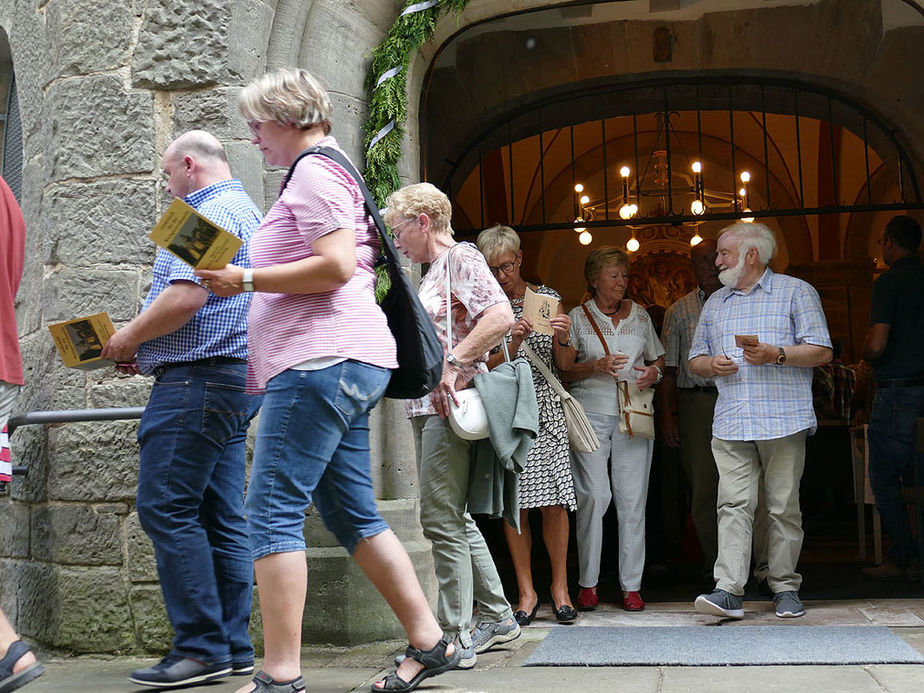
446, 352, 463, 368
242, 267, 254, 293
776, 346, 786, 365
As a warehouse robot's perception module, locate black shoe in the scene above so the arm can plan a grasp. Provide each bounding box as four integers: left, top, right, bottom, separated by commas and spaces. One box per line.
129, 654, 231, 688
514, 599, 541, 626
232, 659, 255, 676
553, 602, 578, 624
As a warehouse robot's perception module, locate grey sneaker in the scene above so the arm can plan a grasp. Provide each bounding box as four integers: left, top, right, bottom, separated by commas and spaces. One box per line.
773, 590, 805, 618
694, 589, 744, 619
470, 617, 521, 654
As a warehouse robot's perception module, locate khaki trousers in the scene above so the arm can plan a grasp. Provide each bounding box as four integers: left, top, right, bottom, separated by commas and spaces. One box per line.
412, 415, 513, 646
711, 430, 807, 595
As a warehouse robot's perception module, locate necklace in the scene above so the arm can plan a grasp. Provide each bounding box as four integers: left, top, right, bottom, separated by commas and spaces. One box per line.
599, 300, 622, 316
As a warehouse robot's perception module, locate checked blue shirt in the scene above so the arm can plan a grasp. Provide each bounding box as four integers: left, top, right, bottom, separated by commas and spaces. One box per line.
688, 267, 831, 441
136, 180, 262, 375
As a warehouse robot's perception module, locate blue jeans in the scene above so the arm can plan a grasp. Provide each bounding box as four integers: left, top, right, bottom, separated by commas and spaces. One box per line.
245, 361, 391, 560
136, 362, 262, 664
867, 384, 924, 566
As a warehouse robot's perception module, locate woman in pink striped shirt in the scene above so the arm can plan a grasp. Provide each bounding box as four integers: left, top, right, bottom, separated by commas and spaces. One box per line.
198, 68, 458, 693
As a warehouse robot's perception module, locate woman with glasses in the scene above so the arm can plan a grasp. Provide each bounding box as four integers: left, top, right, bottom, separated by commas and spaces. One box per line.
384, 184, 521, 669
476, 225, 578, 625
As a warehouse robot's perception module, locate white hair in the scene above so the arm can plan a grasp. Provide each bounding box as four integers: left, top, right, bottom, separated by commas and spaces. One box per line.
720, 222, 776, 264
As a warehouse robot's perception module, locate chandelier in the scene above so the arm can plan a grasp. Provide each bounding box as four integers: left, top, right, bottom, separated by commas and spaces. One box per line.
572, 112, 755, 249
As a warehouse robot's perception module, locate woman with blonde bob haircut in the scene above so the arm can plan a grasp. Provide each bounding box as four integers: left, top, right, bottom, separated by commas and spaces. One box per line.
385, 184, 522, 669
476, 224, 578, 626
198, 69, 458, 693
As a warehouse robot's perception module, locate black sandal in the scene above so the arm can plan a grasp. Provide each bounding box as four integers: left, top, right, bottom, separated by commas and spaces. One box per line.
371, 635, 461, 692
0, 640, 45, 693
244, 670, 305, 692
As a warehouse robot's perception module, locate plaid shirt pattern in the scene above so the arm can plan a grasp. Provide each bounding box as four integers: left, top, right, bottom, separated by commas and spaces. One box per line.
136, 180, 262, 374
662, 288, 715, 389
689, 268, 831, 440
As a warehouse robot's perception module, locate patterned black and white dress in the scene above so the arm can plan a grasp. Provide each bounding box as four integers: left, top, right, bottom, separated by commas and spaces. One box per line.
509, 285, 577, 511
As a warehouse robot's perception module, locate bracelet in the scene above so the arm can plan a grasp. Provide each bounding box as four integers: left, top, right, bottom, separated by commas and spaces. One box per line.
653, 364, 663, 384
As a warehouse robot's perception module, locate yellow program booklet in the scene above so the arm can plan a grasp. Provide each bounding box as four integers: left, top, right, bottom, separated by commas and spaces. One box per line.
148, 198, 243, 269
48, 312, 116, 369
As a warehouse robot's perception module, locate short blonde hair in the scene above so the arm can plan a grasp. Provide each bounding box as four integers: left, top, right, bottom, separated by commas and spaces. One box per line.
239, 68, 332, 134
476, 225, 520, 262
384, 183, 453, 236
584, 245, 629, 296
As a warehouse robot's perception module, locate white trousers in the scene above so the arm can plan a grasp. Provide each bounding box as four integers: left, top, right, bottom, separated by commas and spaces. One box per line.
571, 412, 652, 591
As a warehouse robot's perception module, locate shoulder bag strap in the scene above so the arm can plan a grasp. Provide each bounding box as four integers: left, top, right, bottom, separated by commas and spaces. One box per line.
580, 303, 610, 356
521, 342, 567, 398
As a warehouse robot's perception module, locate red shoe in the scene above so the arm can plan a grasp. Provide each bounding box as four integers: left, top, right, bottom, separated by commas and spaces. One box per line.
577, 587, 598, 611
622, 591, 645, 611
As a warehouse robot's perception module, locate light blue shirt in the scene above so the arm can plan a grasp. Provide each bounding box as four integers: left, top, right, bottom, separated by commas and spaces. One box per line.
136, 180, 262, 374
688, 268, 831, 440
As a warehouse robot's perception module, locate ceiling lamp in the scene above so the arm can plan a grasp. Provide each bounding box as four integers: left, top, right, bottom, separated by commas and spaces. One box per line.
618, 166, 637, 220
690, 161, 706, 216
579, 231, 593, 245
690, 231, 703, 246
626, 233, 640, 253
738, 170, 754, 222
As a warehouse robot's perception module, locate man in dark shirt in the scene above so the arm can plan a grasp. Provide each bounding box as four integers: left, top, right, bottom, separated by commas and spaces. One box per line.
862, 214, 924, 581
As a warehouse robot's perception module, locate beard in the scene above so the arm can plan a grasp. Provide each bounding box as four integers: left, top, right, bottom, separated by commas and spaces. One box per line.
718, 252, 747, 287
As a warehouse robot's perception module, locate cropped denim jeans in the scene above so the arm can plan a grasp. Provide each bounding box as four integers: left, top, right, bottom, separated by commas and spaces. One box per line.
867, 384, 924, 567
245, 361, 391, 560
136, 362, 262, 665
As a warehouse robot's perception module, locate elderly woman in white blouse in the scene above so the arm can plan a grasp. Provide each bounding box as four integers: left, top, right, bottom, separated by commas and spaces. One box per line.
558, 246, 664, 614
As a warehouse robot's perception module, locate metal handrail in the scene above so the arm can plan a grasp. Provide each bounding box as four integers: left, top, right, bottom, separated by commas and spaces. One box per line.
5, 407, 145, 477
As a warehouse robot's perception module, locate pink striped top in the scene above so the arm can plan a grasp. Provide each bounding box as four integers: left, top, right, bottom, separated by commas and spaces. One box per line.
246, 137, 397, 393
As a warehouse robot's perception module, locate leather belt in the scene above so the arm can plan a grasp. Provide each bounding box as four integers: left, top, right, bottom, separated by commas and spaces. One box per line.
681, 385, 718, 393
876, 377, 924, 389
152, 356, 247, 378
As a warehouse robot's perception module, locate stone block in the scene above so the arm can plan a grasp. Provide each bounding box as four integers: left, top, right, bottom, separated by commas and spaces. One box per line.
30, 504, 124, 566
19, 563, 134, 652
45, 0, 133, 79
43, 268, 142, 323
43, 180, 157, 266
44, 74, 154, 180
0, 500, 30, 558
126, 511, 158, 583
172, 88, 251, 142
328, 92, 366, 167
47, 420, 140, 502
130, 584, 172, 654
17, 159, 44, 336
7, 424, 48, 505
132, 0, 271, 89
8, 1, 49, 139
88, 377, 152, 410
0, 560, 20, 623
224, 142, 265, 214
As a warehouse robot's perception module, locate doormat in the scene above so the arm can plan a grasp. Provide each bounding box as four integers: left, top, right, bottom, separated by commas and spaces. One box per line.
523, 626, 924, 666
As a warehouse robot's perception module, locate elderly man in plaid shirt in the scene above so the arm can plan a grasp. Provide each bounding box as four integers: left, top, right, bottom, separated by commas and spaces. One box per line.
688, 222, 831, 620
103, 131, 263, 688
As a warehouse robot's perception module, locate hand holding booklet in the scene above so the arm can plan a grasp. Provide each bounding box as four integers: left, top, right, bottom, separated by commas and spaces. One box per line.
48, 312, 116, 370
522, 286, 560, 336
148, 198, 242, 269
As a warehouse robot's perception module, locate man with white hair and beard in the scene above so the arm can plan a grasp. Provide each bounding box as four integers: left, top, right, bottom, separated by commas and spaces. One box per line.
687, 222, 832, 620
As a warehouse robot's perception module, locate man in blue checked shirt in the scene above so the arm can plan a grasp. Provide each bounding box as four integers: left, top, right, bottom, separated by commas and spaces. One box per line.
102, 130, 263, 689
687, 222, 831, 621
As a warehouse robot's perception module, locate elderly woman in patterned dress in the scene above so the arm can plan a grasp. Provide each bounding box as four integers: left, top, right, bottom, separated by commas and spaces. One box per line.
476, 225, 578, 624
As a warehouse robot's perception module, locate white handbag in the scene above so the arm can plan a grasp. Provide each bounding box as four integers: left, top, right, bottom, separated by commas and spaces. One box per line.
521, 342, 600, 453
443, 245, 504, 441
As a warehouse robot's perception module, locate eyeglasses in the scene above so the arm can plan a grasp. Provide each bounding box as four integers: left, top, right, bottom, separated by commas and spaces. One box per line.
390, 216, 417, 239
488, 261, 516, 276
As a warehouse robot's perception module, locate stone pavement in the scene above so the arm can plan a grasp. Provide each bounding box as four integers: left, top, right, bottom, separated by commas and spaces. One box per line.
20, 600, 924, 693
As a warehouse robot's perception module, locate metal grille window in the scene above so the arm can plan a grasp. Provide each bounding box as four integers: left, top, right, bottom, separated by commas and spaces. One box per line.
1, 77, 23, 203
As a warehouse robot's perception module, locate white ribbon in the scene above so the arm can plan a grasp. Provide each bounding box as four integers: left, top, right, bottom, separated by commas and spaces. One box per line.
401, 0, 438, 15
368, 1, 441, 156
375, 65, 403, 90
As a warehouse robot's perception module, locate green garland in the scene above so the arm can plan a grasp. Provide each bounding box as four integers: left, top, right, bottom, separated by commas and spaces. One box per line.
363, 0, 471, 207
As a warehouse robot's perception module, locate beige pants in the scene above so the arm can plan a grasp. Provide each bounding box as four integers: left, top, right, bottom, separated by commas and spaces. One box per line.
711, 430, 807, 595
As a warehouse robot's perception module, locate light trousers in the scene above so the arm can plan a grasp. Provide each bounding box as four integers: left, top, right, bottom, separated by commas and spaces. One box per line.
571, 412, 652, 592
412, 415, 512, 646
711, 430, 807, 595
